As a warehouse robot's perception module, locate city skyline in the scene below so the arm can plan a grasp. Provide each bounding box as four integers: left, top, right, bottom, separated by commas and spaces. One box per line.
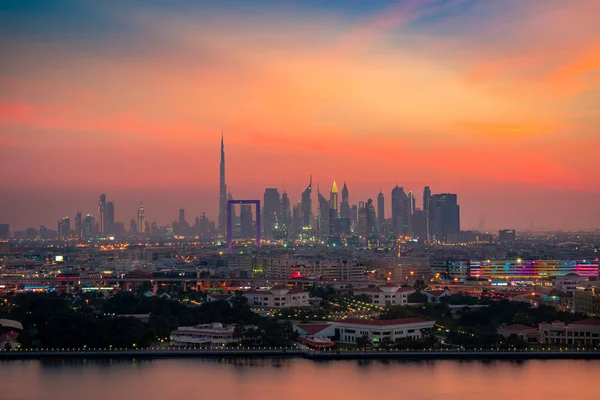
0, 133, 596, 232
1, 0, 600, 231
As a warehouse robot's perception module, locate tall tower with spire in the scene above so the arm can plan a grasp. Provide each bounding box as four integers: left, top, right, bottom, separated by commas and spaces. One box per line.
329, 181, 339, 217
340, 182, 350, 219
218, 130, 227, 235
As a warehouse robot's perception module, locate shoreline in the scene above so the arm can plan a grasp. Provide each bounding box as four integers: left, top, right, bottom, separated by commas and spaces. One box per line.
2, 349, 600, 360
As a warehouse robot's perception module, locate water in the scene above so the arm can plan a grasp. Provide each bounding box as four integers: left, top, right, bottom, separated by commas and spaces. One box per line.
0, 358, 596, 400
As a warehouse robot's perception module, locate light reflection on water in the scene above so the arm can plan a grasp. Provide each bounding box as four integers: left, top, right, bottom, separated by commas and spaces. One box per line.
0, 358, 596, 400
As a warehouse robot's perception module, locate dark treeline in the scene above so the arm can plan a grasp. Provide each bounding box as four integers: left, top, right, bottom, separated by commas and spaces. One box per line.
3, 292, 296, 349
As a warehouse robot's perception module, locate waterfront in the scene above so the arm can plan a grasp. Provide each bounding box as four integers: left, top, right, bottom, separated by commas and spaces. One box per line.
1, 358, 597, 400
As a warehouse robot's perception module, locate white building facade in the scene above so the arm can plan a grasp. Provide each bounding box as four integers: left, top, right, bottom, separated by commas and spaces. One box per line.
555, 273, 589, 294
170, 323, 236, 347
333, 318, 435, 344
244, 286, 309, 308
354, 284, 415, 306
539, 319, 600, 346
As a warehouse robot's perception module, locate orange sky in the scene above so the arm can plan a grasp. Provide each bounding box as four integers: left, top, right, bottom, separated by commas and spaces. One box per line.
1, 0, 599, 230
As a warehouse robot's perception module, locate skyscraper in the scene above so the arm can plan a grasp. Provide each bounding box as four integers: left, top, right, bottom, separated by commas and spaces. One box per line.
137, 202, 146, 234
301, 176, 312, 229
407, 191, 415, 234
179, 208, 188, 228
240, 204, 253, 238
98, 194, 106, 234
391, 185, 406, 236
0, 223, 9, 239
281, 191, 291, 236
377, 190, 385, 228
129, 219, 137, 233
340, 182, 350, 219
317, 185, 330, 237
58, 217, 71, 240
366, 198, 379, 235
263, 188, 281, 239
218, 132, 227, 235
423, 186, 431, 240
329, 181, 339, 217
106, 201, 115, 234
357, 201, 366, 236
75, 212, 83, 239
83, 214, 94, 239
431, 193, 460, 241
292, 201, 302, 235
350, 204, 358, 231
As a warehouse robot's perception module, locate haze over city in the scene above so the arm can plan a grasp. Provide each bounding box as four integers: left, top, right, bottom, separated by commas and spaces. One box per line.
1, 0, 599, 231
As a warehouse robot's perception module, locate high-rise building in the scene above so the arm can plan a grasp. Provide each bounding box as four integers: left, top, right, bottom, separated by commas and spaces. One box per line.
263, 188, 281, 239
129, 219, 137, 233
357, 201, 366, 236
340, 182, 350, 219
301, 176, 312, 229
412, 208, 427, 240
137, 202, 146, 234
329, 181, 339, 217
423, 186, 431, 240
350, 204, 358, 231
377, 191, 385, 228
218, 132, 227, 235
407, 191, 415, 234
82, 214, 94, 239
281, 191, 291, 236
227, 192, 236, 226
292, 201, 302, 235
106, 202, 115, 234
98, 194, 106, 234
499, 229, 516, 243
317, 186, 330, 237
58, 217, 71, 240
391, 185, 406, 236
240, 204, 253, 238
407, 191, 415, 215
75, 212, 83, 239
366, 199, 379, 235
431, 193, 460, 241
0, 223, 10, 239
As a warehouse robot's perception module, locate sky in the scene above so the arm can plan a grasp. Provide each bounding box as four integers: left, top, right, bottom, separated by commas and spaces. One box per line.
1, 0, 599, 231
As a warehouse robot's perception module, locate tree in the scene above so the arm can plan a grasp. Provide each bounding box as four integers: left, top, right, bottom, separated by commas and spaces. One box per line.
407, 291, 428, 304
354, 294, 371, 303
356, 334, 370, 349
413, 280, 427, 291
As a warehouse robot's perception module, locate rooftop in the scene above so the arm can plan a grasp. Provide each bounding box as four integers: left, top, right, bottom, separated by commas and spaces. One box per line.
294, 324, 332, 335
570, 318, 600, 326
500, 324, 537, 331
334, 318, 429, 327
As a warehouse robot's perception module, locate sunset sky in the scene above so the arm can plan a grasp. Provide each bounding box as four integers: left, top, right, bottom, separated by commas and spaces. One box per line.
1, 0, 599, 231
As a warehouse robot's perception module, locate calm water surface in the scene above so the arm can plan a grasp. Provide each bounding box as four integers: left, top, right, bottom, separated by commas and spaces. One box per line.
0, 358, 595, 400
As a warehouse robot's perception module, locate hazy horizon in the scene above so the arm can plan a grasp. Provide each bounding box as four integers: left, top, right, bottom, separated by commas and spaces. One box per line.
1, 0, 599, 232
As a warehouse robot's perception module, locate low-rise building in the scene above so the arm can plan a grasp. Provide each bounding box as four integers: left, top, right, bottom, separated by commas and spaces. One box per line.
421, 289, 449, 303
573, 286, 600, 316
293, 323, 335, 348
498, 324, 539, 343
205, 293, 234, 303
332, 318, 435, 344
555, 273, 589, 294
244, 285, 309, 308
539, 319, 600, 346
354, 283, 414, 306
293, 323, 335, 338
170, 322, 236, 347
